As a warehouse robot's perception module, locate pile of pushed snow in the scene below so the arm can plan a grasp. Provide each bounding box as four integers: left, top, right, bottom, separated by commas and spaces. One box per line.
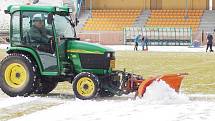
139, 80, 189, 104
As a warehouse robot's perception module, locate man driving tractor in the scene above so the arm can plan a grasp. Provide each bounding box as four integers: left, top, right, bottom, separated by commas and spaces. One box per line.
29, 14, 54, 53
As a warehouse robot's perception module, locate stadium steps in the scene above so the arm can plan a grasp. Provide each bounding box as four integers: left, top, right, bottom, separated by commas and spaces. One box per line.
76, 10, 91, 33
199, 10, 215, 33
133, 10, 150, 27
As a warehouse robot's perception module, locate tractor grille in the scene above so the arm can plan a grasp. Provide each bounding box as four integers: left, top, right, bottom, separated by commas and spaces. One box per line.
79, 52, 115, 69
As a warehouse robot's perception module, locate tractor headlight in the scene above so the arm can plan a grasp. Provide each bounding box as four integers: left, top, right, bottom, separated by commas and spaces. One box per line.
106, 52, 115, 59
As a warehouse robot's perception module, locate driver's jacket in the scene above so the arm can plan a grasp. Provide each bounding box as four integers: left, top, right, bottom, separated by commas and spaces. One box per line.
29, 25, 53, 43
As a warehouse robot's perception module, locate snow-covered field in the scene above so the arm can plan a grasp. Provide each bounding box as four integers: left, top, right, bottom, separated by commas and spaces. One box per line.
0, 81, 215, 121
105, 45, 208, 52
0, 43, 214, 121
0, 44, 211, 52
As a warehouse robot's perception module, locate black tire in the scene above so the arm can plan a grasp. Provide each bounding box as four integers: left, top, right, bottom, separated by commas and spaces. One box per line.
34, 78, 58, 94
99, 89, 115, 97
73, 72, 99, 100
0, 53, 38, 97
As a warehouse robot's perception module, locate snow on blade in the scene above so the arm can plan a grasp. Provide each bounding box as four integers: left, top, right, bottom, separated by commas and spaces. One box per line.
139, 80, 189, 104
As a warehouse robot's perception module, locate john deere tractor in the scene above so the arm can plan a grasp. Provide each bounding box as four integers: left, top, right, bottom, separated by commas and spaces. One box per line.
0, 5, 120, 100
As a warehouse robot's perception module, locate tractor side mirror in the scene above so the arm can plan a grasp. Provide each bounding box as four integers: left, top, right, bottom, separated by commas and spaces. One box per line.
71, 23, 75, 28
47, 13, 53, 24
5, 37, 9, 42
4, 10, 9, 14
75, 18, 79, 26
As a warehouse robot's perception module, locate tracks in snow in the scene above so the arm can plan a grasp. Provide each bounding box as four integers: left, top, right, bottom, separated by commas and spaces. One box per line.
0, 97, 64, 121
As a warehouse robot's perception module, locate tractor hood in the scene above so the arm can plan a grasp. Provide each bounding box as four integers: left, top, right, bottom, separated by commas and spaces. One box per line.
66, 40, 114, 54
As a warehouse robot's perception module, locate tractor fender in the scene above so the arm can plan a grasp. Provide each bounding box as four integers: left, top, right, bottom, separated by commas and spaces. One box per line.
7, 47, 43, 74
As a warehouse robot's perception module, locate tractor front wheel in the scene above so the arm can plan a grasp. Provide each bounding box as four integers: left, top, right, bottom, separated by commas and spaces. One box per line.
73, 72, 99, 100
0, 54, 38, 97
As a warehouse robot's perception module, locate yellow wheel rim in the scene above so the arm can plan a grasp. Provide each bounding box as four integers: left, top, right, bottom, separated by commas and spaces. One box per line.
76, 77, 95, 97
4, 63, 27, 88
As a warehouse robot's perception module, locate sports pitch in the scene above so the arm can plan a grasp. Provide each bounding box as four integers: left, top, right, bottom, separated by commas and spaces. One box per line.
0, 50, 215, 94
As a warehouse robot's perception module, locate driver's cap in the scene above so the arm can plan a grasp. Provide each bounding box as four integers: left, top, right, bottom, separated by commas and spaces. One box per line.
32, 14, 44, 21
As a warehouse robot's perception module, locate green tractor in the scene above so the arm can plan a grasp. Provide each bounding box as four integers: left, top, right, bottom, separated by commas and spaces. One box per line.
0, 5, 186, 100
0, 5, 119, 100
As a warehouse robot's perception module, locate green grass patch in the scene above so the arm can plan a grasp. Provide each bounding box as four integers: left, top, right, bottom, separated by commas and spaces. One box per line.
115, 51, 215, 94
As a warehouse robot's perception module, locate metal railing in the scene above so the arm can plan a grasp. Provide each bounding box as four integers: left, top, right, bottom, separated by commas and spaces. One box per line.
123, 27, 192, 46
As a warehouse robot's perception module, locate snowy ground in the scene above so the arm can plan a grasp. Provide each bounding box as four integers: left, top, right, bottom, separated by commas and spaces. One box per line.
0, 44, 215, 121
0, 81, 215, 121
105, 45, 208, 52
1, 58, 215, 120
0, 44, 211, 52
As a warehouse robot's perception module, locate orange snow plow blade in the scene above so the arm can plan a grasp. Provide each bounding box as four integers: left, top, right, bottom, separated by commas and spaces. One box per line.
137, 73, 188, 97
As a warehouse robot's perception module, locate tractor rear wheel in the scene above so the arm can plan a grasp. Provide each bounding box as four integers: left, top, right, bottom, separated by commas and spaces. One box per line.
0, 54, 38, 97
34, 78, 58, 94
73, 72, 99, 100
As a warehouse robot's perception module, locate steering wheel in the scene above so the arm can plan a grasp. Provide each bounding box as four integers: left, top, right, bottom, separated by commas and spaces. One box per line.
35, 36, 55, 54
48, 36, 55, 54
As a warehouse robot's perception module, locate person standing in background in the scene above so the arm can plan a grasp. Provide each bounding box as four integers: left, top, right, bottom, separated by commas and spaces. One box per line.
141, 36, 145, 51
141, 35, 148, 51
206, 33, 214, 52
134, 34, 141, 51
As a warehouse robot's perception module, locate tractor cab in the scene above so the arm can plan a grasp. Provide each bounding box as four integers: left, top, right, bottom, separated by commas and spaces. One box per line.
0, 5, 117, 100
5, 5, 78, 74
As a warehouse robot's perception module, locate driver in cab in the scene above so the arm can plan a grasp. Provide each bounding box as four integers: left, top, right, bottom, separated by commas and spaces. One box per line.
29, 14, 54, 53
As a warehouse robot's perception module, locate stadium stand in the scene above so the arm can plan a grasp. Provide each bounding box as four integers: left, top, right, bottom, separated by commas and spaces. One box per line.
79, 9, 204, 45
82, 9, 141, 31
145, 10, 203, 32
81, 9, 203, 32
